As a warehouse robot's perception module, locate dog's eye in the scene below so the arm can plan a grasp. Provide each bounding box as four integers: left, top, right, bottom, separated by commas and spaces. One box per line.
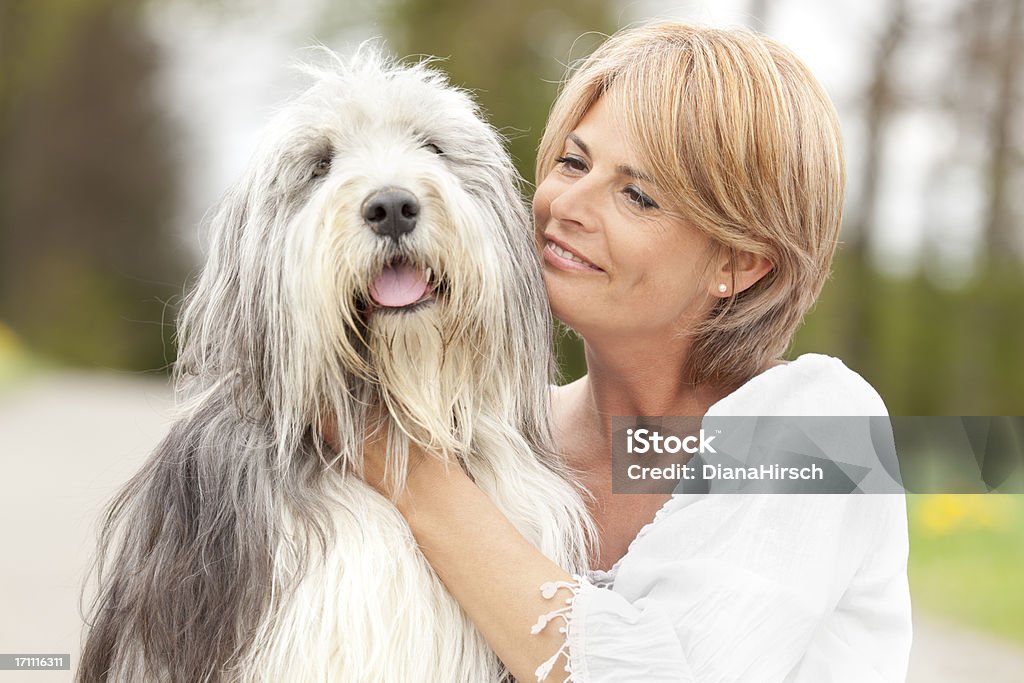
312, 156, 332, 179
423, 142, 443, 155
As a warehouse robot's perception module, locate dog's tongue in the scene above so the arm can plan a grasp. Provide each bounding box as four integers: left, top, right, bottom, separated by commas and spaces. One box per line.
369, 263, 429, 307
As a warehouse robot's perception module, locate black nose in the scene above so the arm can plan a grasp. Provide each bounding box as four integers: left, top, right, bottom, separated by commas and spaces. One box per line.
362, 188, 420, 240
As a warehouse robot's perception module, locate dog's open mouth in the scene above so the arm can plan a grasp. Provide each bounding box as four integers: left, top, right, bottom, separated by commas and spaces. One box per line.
366, 260, 438, 313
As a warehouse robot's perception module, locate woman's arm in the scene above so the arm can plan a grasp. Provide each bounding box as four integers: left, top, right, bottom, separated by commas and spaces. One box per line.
372, 447, 577, 682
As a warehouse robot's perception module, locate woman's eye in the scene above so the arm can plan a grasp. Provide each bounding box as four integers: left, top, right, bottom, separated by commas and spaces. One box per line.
625, 186, 659, 210
555, 154, 587, 173
424, 142, 444, 155
312, 156, 332, 179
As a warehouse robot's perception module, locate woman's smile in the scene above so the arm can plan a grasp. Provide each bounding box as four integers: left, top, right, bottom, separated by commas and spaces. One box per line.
542, 237, 604, 272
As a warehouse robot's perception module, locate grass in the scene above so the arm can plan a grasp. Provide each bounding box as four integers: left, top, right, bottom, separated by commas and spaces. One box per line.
0, 322, 48, 393
907, 494, 1024, 644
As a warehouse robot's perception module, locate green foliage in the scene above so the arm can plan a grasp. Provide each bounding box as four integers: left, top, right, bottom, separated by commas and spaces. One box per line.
0, 0, 185, 373
552, 321, 585, 384
794, 254, 1024, 415
1, 0, 134, 109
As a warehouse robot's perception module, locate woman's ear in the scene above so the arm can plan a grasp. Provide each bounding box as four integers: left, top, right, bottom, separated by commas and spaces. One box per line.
708, 250, 774, 298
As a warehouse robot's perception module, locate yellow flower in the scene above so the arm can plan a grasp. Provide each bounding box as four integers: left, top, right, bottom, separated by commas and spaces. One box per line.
916, 495, 1016, 535
0, 321, 21, 357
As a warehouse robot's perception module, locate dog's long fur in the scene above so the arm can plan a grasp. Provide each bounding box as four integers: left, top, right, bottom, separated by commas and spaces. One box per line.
78, 47, 592, 682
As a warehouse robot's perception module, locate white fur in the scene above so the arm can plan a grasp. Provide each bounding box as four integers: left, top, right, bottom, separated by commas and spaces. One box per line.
79, 46, 592, 683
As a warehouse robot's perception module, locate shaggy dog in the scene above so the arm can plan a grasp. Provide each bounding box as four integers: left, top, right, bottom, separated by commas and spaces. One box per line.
78, 48, 592, 682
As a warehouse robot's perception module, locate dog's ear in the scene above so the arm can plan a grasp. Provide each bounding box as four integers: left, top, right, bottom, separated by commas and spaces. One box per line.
473, 141, 558, 449
175, 164, 342, 457
175, 180, 272, 415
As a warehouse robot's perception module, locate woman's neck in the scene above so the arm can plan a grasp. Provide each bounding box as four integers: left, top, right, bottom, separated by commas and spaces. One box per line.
577, 335, 732, 434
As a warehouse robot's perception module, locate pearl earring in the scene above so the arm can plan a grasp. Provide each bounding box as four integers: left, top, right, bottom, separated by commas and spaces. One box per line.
718, 283, 728, 294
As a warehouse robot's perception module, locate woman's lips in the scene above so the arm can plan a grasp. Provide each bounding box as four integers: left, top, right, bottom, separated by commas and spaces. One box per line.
542, 239, 604, 272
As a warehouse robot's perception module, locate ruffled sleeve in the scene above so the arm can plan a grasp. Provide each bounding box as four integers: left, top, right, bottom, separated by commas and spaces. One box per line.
531, 494, 910, 683
564, 577, 695, 682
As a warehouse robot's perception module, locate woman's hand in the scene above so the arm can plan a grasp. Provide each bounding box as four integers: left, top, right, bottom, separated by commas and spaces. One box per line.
356, 415, 409, 500
322, 409, 468, 512
360, 424, 465, 512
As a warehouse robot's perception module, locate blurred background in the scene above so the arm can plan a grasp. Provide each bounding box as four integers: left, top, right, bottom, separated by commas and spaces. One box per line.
1, 0, 1022, 680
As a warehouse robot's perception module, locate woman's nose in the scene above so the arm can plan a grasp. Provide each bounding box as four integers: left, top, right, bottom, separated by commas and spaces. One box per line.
548, 177, 600, 233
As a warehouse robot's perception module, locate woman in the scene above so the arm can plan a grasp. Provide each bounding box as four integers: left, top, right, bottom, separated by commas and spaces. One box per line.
361, 23, 912, 682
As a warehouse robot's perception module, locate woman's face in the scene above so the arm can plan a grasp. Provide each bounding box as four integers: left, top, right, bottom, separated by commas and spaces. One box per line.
533, 95, 718, 341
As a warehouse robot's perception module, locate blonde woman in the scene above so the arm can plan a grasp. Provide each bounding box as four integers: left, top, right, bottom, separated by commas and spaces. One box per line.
356, 23, 912, 682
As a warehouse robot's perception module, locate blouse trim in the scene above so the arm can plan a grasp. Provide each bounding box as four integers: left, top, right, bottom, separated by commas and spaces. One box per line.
531, 575, 589, 682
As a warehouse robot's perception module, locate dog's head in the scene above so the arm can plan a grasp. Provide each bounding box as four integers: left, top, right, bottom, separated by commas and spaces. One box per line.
176, 46, 554, 463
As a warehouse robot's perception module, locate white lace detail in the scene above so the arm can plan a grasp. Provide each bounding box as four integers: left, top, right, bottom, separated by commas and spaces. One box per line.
531, 575, 586, 682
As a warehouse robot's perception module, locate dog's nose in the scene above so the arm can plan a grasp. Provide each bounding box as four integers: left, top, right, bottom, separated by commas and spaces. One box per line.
362, 188, 420, 240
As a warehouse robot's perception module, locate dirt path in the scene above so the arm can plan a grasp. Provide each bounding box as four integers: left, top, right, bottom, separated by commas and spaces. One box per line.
0, 373, 171, 683
908, 615, 1024, 682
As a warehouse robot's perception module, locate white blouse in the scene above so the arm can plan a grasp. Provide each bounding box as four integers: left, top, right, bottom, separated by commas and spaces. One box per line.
534, 354, 913, 682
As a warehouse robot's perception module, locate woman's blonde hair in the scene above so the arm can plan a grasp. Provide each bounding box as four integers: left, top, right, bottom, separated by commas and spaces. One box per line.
537, 22, 845, 388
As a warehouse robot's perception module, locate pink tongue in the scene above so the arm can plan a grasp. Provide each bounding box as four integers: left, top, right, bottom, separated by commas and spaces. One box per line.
369, 263, 429, 307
